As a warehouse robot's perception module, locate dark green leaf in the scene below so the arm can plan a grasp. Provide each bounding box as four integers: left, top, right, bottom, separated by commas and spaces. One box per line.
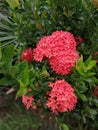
0, 36, 15, 42
0, 13, 13, 25
0, 77, 16, 86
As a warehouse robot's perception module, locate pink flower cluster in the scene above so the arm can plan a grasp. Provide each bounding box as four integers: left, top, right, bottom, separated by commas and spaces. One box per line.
22, 95, 34, 109
34, 31, 79, 75
46, 80, 77, 114
21, 48, 33, 63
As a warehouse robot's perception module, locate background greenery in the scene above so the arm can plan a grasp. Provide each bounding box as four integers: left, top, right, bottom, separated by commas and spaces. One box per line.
0, 0, 98, 130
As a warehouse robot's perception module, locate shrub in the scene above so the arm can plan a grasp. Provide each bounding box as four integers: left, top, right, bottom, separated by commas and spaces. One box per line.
0, 0, 98, 129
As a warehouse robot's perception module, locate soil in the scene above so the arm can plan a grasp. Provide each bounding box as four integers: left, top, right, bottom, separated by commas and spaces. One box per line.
0, 92, 59, 130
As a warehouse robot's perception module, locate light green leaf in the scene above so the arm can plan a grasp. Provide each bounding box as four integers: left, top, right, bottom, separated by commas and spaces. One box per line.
5, 0, 20, 9
86, 61, 96, 70
85, 55, 92, 66
16, 87, 27, 97
76, 55, 84, 67
61, 124, 69, 130
16, 79, 27, 97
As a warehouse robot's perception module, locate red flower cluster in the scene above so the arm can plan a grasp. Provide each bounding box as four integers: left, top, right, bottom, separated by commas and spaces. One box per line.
34, 31, 79, 75
93, 86, 98, 97
46, 80, 77, 114
75, 36, 84, 45
21, 48, 33, 63
22, 95, 34, 109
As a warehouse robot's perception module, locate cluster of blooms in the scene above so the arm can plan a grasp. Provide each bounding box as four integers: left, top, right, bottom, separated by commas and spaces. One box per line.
46, 80, 77, 114
21, 48, 33, 63
22, 95, 34, 109
34, 31, 79, 75
75, 36, 84, 45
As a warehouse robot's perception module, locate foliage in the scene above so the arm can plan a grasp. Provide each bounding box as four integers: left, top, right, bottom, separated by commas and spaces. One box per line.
0, 0, 98, 130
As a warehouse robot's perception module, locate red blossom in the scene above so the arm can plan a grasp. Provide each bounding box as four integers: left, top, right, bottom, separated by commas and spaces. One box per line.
75, 36, 84, 45
93, 86, 98, 97
21, 48, 33, 63
22, 95, 34, 109
46, 80, 77, 114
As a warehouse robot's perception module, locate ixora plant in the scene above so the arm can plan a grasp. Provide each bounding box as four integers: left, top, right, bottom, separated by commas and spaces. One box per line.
0, 0, 98, 129
22, 31, 79, 114
1, 30, 98, 129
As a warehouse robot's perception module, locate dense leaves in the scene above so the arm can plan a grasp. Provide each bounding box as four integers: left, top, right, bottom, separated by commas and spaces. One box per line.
0, 0, 98, 130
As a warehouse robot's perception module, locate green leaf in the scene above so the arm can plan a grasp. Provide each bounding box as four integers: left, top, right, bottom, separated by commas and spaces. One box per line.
16, 79, 27, 97
2, 44, 14, 63
61, 124, 69, 130
85, 55, 92, 66
5, 0, 20, 9
76, 55, 85, 74
16, 86, 27, 97
76, 55, 84, 67
83, 77, 93, 83
89, 108, 97, 115
1, 44, 14, 72
0, 39, 16, 48
86, 60, 96, 70
0, 77, 16, 86
30, 84, 40, 91
93, 99, 98, 104
79, 94, 87, 101
0, 47, 2, 60
21, 68, 29, 85
0, 36, 15, 42
20, 61, 29, 84
0, 13, 13, 25
78, 85, 88, 93
0, 23, 13, 31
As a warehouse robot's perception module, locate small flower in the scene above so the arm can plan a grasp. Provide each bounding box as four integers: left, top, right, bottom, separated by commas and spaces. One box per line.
21, 48, 33, 63
32, 105, 37, 110
93, 86, 98, 97
75, 36, 84, 45
46, 80, 77, 114
22, 95, 34, 109
40, 114, 45, 119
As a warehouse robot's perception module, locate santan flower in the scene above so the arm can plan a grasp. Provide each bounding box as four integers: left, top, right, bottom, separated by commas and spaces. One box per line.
21, 48, 33, 63
22, 95, 34, 109
46, 80, 77, 114
34, 30, 79, 75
